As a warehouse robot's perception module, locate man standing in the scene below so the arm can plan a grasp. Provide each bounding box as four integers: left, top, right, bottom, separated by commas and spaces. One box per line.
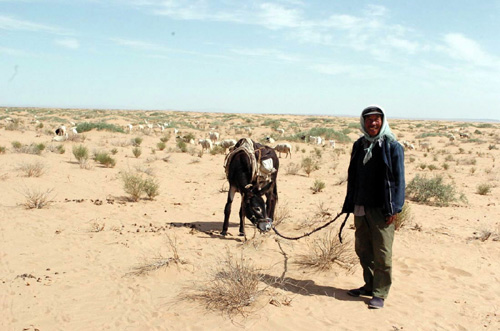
342, 105, 405, 309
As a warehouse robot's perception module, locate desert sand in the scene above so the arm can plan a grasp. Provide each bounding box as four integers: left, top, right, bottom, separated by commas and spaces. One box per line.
0, 107, 499, 331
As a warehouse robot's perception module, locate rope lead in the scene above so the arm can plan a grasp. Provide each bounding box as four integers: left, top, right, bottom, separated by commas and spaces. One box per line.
272, 212, 351, 241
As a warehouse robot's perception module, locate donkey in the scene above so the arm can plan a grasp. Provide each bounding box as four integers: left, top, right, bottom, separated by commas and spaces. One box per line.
222, 139, 279, 236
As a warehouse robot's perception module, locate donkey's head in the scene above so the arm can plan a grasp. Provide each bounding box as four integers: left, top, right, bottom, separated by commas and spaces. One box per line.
243, 190, 273, 232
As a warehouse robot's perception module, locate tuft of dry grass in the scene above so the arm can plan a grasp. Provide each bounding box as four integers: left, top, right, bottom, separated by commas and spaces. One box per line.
273, 201, 291, 227
127, 234, 186, 276
294, 230, 357, 273
187, 251, 263, 316
20, 187, 55, 209
394, 202, 412, 230
18, 161, 46, 177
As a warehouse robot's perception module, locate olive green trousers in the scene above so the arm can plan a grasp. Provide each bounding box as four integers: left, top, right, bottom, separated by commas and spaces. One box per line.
354, 207, 395, 299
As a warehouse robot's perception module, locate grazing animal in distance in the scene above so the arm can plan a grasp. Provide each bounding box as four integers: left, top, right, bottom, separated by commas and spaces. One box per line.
222, 138, 279, 236
274, 143, 292, 158
219, 139, 237, 153
55, 125, 67, 136
265, 136, 275, 144
198, 138, 213, 153
209, 131, 220, 143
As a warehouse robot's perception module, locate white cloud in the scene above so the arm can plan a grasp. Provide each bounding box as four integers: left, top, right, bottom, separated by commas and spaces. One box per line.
256, 2, 303, 29
443, 33, 497, 67
230, 47, 301, 62
310, 62, 382, 79
55, 38, 80, 49
0, 15, 69, 35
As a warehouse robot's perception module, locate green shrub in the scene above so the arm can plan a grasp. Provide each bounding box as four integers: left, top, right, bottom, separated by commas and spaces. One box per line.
76, 122, 125, 133
160, 134, 171, 143
72, 145, 89, 167
177, 140, 187, 153
476, 183, 492, 195
311, 179, 326, 193
121, 172, 145, 202
302, 157, 319, 176
11, 141, 22, 150
407, 175, 458, 206
157, 142, 166, 151
132, 147, 142, 158
131, 137, 143, 147
111, 148, 118, 155
94, 151, 116, 168
143, 177, 160, 199
0, 146, 6, 154
428, 164, 438, 171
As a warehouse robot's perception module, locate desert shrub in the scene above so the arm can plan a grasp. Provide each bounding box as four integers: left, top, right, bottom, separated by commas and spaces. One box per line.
131, 136, 143, 147
210, 145, 224, 155
409, 157, 415, 163
177, 140, 187, 152
419, 163, 427, 170
132, 147, 142, 158
445, 155, 454, 162
121, 172, 145, 202
273, 202, 291, 227
302, 157, 319, 176
20, 187, 54, 209
394, 203, 412, 230
407, 174, 458, 206
110, 148, 118, 155
94, 151, 116, 168
285, 162, 301, 175
160, 134, 171, 143
76, 122, 125, 133
311, 179, 326, 193
488, 144, 497, 150
18, 161, 46, 177
143, 177, 160, 199
72, 145, 89, 167
294, 230, 356, 272
476, 183, 492, 195
442, 163, 449, 170
0, 146, 6, 154
127, 234, 185, 276
191, 251, 263, 315
157, 141, 166, 151
428, 164, 438, 171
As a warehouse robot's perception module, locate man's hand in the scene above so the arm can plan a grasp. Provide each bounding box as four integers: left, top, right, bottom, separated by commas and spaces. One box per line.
386, 214, 397, 225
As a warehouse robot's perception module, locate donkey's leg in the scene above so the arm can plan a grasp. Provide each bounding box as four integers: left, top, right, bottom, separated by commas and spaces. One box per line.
238, 195, 246, 236
222, 187, 237, 236
266, 183, 278, 220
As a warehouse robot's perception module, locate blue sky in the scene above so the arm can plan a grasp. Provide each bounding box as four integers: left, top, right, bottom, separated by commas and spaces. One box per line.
1, 1, 500, 121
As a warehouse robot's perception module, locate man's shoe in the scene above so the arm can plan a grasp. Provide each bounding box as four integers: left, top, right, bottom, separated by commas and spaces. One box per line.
368, 296, 384, 309
347, 287, 373, 297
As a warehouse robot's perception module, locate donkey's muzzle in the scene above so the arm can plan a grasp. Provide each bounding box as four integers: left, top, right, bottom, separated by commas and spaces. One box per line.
257, 218, 273, 232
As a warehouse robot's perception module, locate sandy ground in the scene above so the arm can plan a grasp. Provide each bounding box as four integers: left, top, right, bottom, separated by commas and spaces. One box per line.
0, 107, 499, 331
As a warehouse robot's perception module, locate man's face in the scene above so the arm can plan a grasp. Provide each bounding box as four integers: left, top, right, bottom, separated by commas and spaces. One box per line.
364, 114, 382, 137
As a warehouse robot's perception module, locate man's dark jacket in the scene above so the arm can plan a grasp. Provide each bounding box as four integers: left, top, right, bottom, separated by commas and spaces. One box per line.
342, 137, 405, 216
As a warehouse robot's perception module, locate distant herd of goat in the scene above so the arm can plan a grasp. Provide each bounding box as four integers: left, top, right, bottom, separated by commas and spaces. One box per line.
47, 118, 473, 155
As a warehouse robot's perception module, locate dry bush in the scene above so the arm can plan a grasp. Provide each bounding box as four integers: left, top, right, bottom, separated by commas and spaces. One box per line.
476, 183, 492, 195
18, 161, 46, 177
294, 230, 357, 273
394, 202, 412, 230
302, 157, 319, 176
273, 201, 291, 227
20, 187, 54, 209
285, 162, 301, 175
188, 251, 263, 316
127, 235, 186, 276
